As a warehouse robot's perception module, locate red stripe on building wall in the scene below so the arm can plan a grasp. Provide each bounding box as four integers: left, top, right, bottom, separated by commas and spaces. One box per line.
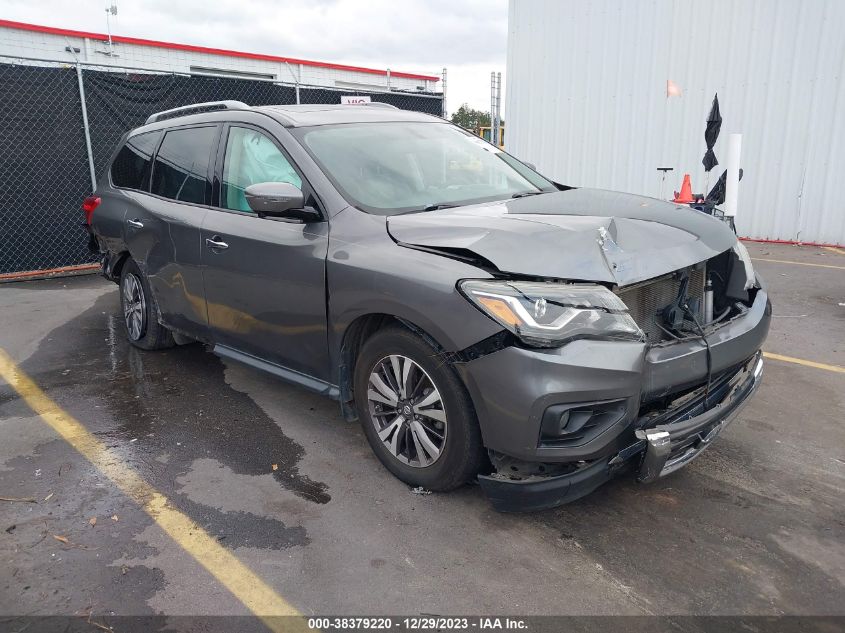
0, 19, 440, 82
740, 237, 845, 248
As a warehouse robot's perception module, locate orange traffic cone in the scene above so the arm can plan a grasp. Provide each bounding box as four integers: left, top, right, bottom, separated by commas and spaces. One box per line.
673, 174, 694, 203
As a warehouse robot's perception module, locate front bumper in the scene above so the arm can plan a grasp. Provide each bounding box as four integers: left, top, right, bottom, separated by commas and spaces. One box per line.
455, 288, 770, 511
478, 352, 764, 512
635, 350, 763, 482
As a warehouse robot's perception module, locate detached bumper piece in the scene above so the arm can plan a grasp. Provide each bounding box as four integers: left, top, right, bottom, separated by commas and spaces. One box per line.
635, 351, 763, 483
478, 458, 616, 513
479, 352, 763, 512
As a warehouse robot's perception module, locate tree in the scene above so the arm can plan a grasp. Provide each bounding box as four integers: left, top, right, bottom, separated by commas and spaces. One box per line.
450, 104, 491, 132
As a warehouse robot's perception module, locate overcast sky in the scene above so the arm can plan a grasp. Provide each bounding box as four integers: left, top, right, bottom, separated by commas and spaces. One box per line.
2, 0, 508, 116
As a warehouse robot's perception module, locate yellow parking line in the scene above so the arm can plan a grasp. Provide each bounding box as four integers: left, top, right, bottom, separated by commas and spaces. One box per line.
763, 352, 845, 374
751, 257, 845, 270
0, 348, 303, 631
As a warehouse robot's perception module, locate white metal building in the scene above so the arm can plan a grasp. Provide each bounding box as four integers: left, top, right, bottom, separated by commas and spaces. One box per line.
0, 19, 439, 93
505, 0, 845, 246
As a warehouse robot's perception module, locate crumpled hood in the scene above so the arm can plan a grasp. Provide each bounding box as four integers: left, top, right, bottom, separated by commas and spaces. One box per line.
386, 188, 738, 287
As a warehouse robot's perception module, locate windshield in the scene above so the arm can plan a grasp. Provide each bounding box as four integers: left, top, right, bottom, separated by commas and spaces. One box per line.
294, 121, 556, 215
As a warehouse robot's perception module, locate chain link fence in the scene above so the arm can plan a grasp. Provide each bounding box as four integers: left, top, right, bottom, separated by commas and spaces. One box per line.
0, 56, 443, 277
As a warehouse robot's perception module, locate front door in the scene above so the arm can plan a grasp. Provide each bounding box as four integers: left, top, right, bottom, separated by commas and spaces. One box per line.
200, 124, 330, 381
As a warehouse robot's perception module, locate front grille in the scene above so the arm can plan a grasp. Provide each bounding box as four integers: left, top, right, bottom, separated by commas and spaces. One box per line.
639, 361, 742, 420
617, 267, 705, 343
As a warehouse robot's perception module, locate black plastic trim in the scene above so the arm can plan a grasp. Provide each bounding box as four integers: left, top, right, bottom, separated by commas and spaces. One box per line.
478, 459, 617, 512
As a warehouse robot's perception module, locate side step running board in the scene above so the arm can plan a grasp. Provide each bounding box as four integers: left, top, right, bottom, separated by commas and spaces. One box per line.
213, 345, 340, 399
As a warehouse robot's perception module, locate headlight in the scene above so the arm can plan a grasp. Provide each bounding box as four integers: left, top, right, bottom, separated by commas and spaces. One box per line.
732, 241, 756, 290
459, 280, 643, 348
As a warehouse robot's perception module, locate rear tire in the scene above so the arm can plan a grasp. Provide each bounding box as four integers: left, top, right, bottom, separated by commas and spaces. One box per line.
354, 325, 484, 491
119, 259, 174, 350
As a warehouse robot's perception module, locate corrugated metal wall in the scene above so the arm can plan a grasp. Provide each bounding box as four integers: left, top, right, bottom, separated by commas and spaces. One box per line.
505, 0, 845, 246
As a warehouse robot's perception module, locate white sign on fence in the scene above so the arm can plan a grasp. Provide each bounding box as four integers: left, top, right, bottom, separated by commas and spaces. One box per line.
340, 95, 372, 105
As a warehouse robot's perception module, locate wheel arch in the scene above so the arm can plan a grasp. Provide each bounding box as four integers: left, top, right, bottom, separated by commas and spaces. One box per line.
337, 313, 451, 422
105, 250, 132, 282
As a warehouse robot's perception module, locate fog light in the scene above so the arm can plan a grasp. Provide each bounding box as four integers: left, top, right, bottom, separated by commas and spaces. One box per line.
539, 399, 628, 447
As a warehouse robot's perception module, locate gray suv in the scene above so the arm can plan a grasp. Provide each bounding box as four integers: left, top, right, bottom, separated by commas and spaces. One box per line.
85, 101, 770, 511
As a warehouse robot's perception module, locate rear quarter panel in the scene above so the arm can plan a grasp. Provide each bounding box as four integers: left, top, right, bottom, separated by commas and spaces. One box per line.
91, 186, 129, 264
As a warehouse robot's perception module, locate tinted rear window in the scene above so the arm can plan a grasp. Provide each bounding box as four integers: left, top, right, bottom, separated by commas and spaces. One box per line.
150, 126, 217, 204
110, 131, 160, 190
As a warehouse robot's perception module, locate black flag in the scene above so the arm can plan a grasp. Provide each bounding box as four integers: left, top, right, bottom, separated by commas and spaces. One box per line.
702, 93, 722, 172
705, 167, 743, 205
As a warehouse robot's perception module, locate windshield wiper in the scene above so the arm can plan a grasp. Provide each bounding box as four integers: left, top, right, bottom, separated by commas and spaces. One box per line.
396, 203, 459, 215
511, 191, 546, 199
420, 203, 459, 212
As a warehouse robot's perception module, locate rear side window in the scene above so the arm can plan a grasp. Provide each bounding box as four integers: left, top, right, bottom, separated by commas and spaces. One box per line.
150, 126, 217, 204
110, 131, 160, 190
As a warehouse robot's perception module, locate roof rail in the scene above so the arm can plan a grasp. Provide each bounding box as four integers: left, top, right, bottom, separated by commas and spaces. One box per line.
145, 100, 251, 124
362, 102, 398, 109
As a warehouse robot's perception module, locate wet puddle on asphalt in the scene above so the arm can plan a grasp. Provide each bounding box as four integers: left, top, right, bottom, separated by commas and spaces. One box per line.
11, 291, 330, 550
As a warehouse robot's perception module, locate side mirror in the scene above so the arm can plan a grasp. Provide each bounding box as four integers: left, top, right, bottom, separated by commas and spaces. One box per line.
244, 182, 320, 222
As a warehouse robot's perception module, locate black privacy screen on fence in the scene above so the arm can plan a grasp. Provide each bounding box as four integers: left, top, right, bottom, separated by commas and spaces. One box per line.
0, 61, 442, 275
0, 64, 92, 274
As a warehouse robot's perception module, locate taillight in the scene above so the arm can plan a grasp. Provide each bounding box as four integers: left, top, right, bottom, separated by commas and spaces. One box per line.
82, 196, 101, 225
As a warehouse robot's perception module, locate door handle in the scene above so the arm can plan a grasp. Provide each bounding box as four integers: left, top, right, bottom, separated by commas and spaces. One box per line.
205, 237, 229, 251
126, 219, 144, 229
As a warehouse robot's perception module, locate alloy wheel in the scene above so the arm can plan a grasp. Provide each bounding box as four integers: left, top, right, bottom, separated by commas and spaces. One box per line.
122, 273, 146, 341
366, 354, 448, 467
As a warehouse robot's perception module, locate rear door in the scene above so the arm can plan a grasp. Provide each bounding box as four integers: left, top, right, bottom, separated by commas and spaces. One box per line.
200, 122, 330, 380
99, 130, 161, 257
126, 124, 219, 338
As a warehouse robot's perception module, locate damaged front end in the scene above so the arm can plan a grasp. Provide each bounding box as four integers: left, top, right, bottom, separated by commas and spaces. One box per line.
635, 351, 763, 483
386, 190, 769, 511
478, 351, 764, 512
453, 242, 770, 512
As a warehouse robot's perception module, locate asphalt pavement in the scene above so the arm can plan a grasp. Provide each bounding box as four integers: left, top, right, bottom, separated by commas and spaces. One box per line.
1, 242, 843, 621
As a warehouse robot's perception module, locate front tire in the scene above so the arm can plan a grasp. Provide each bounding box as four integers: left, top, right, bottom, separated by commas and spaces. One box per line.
354, 325, 484, 491
119, 259, 174, 350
